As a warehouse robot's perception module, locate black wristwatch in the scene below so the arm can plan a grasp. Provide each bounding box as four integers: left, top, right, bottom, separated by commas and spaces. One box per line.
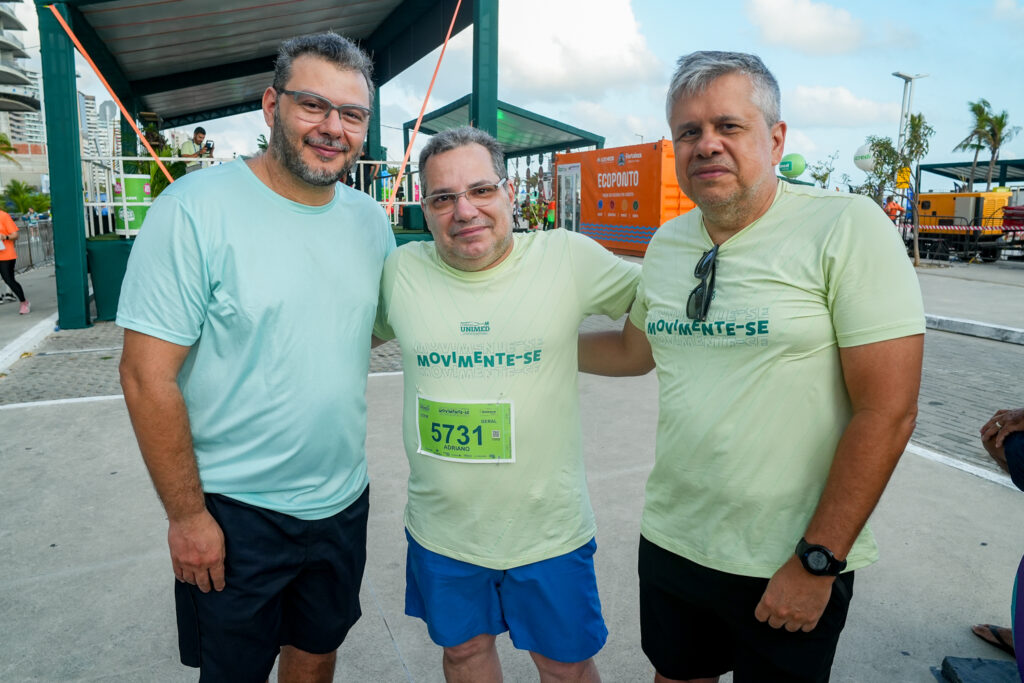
795, 537, 847, 576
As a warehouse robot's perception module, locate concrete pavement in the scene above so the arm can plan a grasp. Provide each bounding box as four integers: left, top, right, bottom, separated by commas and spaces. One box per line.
1, 257, 1023, 681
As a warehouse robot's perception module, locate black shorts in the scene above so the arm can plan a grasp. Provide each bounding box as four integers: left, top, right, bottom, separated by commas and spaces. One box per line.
638, 535, 854, 683
175, 486, 369, 682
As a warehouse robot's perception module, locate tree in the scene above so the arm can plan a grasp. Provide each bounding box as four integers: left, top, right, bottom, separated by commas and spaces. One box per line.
0, 133, 18, 166
854, 112, 935, 265
256, 134, 268, 152
952, 98, 991, 192
983, 109, 1020, 191
3, 179, 35, 213
808, 150, 839, 189
0, 132, 21, 188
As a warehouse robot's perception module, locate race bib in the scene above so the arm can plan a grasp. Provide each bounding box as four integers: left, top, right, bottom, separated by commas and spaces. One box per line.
416, 394, 515, 463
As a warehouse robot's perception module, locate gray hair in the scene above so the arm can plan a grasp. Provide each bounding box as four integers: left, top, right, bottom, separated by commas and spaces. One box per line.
273, 32, 375, 107
665, 51, 781, 126
418, 126, 507, 195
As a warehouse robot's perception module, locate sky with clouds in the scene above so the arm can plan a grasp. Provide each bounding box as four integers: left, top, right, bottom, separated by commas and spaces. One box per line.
20, 0, 1024, 191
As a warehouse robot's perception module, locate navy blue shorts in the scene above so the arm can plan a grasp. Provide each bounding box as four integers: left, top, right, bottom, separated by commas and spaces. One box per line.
175, 486, 369, 681
405, 531, 607, 663
639, 535, 854, 683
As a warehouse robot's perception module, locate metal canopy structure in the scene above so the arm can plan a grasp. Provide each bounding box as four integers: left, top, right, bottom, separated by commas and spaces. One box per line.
37, 0, 494, 329
919, 158, 1024, 188
404, 94, 604, 159
38, 0, 473, 129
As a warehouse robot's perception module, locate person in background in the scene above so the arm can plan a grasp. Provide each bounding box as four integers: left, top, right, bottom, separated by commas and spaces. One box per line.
0, 210, 29, 314
179, 126, 214, 173
972, 407, 1024, 675
884, 195, 904, 223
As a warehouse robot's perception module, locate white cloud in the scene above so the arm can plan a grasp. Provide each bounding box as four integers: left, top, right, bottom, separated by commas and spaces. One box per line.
745, 0, 864, 55
783, 129, 819, 158
497, 0, 661, 101
994, 0, 1024, 23
785, 86, 899, 127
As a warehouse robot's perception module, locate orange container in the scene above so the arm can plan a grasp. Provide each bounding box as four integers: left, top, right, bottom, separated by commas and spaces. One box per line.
555, 140, 695, 255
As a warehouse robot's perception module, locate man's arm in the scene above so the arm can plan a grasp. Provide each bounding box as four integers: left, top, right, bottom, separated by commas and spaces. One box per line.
754, 333, 923, 632
579, 316, 655, 376
119, 329, 225, 593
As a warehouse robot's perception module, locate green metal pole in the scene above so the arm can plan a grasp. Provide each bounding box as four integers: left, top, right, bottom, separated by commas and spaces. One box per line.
471, 0, 498, 136
38, 3, 90, 329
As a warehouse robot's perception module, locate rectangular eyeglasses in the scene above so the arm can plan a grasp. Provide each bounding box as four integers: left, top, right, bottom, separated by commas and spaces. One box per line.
422, 178, 508, 215
276, 88, 371, 127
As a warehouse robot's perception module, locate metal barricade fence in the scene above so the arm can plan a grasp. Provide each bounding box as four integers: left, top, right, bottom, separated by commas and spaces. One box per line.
12, 218, 54, 273
79, 155, 423, 235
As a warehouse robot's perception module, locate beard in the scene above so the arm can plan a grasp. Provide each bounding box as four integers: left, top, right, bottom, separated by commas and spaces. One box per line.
269, 108, 357, 187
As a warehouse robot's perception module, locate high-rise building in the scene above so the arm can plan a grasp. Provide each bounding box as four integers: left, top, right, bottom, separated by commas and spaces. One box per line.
8, 68, 44, 145
0, 1, 47, 188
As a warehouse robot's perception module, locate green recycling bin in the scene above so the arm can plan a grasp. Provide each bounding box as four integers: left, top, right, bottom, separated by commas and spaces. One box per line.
86, 236, 135, 321
402, 204, 425, 230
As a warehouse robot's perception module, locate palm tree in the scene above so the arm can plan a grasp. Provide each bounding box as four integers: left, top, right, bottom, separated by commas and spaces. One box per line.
952, 99, 990, 192
984, 110, 1021, 191
4, 179, 36, 213
0, 132, 21, 191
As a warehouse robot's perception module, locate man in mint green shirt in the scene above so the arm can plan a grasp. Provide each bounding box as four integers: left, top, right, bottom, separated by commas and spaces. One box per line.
118, 33, 393, 682
583, 52, 924, 682
374, 126, 640, 682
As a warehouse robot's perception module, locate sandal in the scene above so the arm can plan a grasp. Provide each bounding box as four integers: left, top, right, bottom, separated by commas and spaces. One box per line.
971, 623, 1016, 656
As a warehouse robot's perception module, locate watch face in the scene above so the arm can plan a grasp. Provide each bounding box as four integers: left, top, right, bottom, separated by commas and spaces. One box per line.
807, 550, 829, 572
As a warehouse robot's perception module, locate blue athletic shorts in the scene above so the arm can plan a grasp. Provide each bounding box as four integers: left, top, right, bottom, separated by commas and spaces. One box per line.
404, 530, 607, 663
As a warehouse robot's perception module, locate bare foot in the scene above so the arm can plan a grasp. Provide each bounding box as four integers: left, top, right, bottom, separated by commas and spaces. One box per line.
971, 623, 1015, 656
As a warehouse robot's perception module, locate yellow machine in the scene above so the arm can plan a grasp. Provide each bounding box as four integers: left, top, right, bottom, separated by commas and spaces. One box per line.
917, 191, 1011, 227
913, 191, 1009, 261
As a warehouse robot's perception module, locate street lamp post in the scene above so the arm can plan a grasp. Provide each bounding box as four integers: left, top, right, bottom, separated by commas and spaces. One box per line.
892, 71, 927, 153
635, 133, 644, 144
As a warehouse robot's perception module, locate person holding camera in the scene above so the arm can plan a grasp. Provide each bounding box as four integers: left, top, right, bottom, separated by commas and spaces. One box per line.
179, 126, 213, 173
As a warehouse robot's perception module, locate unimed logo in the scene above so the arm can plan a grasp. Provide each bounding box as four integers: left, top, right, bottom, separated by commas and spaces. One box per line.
460, 321, 490, 335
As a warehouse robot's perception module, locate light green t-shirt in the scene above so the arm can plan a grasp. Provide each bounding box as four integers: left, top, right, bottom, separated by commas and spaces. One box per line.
629, 181, 925, 578
376, 229, 640, 569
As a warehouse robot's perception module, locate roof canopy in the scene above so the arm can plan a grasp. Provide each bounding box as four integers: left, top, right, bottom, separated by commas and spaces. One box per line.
404, 94, 604, 159
44, 0, 471, 128
919, 158, 1024, 187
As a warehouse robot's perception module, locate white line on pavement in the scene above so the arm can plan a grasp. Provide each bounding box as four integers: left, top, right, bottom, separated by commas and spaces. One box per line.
0, 312, 59, 373
905, 441, 1016, 489
0, 394, 124, 411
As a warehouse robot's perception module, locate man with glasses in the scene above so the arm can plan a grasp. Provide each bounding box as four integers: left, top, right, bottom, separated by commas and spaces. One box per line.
586, 51, 925, 682
374, 126, 641, 682
118, 32, 393, 682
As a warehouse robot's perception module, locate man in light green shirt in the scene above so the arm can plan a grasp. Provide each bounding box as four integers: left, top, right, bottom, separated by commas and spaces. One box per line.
179, 126, 213, 173
583, 52, 924, 682
374, 126, 640, 682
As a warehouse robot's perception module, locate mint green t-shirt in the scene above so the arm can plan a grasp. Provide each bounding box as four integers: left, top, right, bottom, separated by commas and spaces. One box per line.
629, 181, 925, 577
117, 160, 395, 520
376, 230, 640, 569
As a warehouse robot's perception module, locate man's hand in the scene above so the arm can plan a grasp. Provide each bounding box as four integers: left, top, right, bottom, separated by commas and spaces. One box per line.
754, 555, 834, 632
981, 408, 1024, 449
168, 509, 226, 593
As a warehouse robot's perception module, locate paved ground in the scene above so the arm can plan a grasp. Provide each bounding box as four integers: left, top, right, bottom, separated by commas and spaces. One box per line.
1, 256, 1023, 681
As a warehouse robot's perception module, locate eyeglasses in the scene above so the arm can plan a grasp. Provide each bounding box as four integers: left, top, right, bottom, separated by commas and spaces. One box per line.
686, 244, 719, 322
276, 88, 371, 127
422, 178, 508, 215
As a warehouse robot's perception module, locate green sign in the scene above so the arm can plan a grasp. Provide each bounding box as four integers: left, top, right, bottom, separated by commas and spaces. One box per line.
416, 396, 514, 463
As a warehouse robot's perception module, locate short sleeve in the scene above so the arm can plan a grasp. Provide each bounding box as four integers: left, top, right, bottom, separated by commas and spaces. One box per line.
825, 198, 925, 347
569, 232, 641, 319
372, 248, 399, 340
115, 195, 210, 346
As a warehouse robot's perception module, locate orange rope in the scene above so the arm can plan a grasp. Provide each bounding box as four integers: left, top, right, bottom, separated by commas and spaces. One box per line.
46, 4, 174, 184
385, 0, 463, 216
